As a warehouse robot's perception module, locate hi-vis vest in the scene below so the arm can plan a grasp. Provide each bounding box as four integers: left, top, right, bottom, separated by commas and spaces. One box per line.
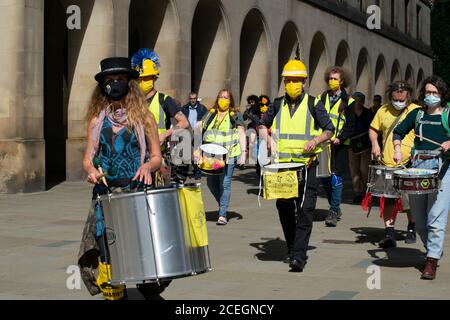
318, 92, 354, 145
148, 92, 168, 135
203, 112, 241, 158
272, 94, 323, 163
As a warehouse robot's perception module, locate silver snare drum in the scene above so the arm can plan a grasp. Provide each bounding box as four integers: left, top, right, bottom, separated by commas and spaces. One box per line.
100, 185, 211, 285
316, 142, 331, 178
368, 165, 399, 198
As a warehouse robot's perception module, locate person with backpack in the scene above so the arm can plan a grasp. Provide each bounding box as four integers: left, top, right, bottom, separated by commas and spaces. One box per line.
317, 66, 356, 227
202, 89, 247, 226
393, 76, 450, 280
258, 56, 334, 272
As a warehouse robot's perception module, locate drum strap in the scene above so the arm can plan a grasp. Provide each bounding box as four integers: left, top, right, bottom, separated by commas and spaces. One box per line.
439, 159, 450, 180
381, 108, 407, 158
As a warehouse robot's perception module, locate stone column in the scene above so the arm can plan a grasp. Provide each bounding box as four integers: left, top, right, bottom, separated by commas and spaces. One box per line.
64, 0, 115, 181
0, 0, 45, 193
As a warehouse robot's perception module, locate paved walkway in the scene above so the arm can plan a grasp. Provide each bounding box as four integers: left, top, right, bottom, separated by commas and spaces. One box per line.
0, 168, 449, 300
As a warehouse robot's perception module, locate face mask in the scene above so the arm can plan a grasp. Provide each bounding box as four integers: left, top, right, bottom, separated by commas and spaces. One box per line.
260, 106, 269, 113
329, 79, 341, 91
105, 80, 129, 101
424, 94, 441, 108
391, 100, 407, 111
285, 82, 303, 99
139, 79, 154, 95
218, 98, 230, 111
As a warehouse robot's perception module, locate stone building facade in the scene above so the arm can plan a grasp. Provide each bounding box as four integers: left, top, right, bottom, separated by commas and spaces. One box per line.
0, 0, 433, 193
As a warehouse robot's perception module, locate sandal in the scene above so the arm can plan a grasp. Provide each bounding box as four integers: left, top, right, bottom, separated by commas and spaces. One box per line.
216, 217, 228, 225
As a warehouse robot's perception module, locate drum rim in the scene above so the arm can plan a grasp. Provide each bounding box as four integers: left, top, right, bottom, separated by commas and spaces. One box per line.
200, 143, 228, 155
370, 165, 402, 171
264, 163, 305, 170
98, 186, 180, 201
393, 169, 438, 177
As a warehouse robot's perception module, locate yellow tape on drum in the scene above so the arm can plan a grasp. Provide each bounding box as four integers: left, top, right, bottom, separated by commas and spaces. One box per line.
262, 163, 304, 200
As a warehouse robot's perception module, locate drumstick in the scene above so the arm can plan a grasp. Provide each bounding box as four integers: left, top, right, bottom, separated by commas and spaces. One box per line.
97, 167, 108, 187
414, 134, 442, 148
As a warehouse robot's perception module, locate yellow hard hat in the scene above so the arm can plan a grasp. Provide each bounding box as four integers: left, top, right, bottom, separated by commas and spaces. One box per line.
282, 59, 308, 78
138, 59, 160, 77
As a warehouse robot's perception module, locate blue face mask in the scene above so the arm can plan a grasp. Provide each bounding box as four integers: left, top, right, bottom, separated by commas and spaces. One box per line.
424, 94, 441, 108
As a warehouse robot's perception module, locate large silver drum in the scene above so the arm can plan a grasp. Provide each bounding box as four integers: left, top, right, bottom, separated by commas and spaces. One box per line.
316, 142, 331, 178
100, 184, 211, 285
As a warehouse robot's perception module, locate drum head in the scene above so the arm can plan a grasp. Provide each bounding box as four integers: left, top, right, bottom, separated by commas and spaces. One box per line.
394, 168, 438, 176
200, 144, 228, 155
264, 163, 305, 171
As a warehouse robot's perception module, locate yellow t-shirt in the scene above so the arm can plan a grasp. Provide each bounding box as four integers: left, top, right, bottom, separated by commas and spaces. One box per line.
370, 103, 420, 167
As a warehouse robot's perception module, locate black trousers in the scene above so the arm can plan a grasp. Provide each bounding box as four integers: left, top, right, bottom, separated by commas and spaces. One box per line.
276, 164, 318, 264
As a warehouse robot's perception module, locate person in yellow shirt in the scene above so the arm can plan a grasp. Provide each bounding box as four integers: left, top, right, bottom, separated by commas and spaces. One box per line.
369, 81, 419, 248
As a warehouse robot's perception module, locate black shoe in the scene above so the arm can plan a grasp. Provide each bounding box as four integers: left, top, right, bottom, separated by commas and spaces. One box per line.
405, 229, 417, 244
337, 209, 343, 221
325, 210, 338, 227
289, 259, 306, 272
379, 231, 397, 249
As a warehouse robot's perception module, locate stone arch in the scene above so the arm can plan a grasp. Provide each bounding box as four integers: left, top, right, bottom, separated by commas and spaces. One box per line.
309, 32, 329, 96
191, 0, 231, 107
405, 64, 415, 95
355, 48, 372, 98
129, 0, 179, 97
44, 0, 95, 188
391, 59, 402, 83
374, 54, 388, 100
240, 8, 270, 107
417, 68, 425, 93
278, 21, 301, 96
335, 40, 353, 75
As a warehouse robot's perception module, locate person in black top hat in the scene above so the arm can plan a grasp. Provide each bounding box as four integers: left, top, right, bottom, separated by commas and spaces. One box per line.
78, 57, 164, 300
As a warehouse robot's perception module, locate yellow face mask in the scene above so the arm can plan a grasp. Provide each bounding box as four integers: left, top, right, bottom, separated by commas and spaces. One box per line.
139, 79, 154, 95
285, 82, 303, 99
260, 106, 269, 113
218, 98, 231, 112
328, 79, 341, 91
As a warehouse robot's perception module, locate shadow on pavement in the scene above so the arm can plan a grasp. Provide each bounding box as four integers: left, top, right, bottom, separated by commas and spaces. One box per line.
313, 209, 330, 222
232, 169, 260, 187
250, 238, 316, 262
351, 227, 407, 245
205, 211, 243, 222
367, 248, 425, 271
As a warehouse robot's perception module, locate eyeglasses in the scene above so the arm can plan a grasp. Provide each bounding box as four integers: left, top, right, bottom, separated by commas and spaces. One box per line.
425, 91, 440, 97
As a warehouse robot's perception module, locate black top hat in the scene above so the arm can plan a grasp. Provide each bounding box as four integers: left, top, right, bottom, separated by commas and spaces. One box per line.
95, 57, 139, 82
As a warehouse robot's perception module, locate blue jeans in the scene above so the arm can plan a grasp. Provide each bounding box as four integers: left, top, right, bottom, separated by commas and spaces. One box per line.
206, 157, 236, 218
320, 174, 343, 214
409, 158, 450, 259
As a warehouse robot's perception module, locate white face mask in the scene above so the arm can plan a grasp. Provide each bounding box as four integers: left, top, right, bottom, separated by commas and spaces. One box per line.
392, 100, 407, 111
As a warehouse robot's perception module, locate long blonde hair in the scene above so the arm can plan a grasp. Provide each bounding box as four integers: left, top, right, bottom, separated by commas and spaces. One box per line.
85, 79, 156, 141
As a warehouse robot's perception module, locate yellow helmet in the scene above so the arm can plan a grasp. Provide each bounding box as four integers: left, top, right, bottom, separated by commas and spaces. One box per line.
138, 59, 160, 77
282, 59, 308, 78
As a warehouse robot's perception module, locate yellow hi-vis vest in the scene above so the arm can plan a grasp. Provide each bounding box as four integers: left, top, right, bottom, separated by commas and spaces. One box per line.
203, 112, 242, 158
319, 92, 354, 145
148, 92, 168, 135
271, 94, 323, 163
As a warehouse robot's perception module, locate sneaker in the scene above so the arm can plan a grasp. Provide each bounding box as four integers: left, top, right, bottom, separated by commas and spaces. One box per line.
325, 210, 338, 227
405, 229, 417, 244
216, 217, 228, 226
336, 208, 343, 221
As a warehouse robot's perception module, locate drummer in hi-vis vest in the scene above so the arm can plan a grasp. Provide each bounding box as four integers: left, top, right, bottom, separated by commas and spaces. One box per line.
201, 89, 247, 226
393, 76, 450, 280
258, 53, 335, 272
317, 66, 356, 228
78, 57, 163, 300
368, 81, 420, 249
131, 49, 189, 183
